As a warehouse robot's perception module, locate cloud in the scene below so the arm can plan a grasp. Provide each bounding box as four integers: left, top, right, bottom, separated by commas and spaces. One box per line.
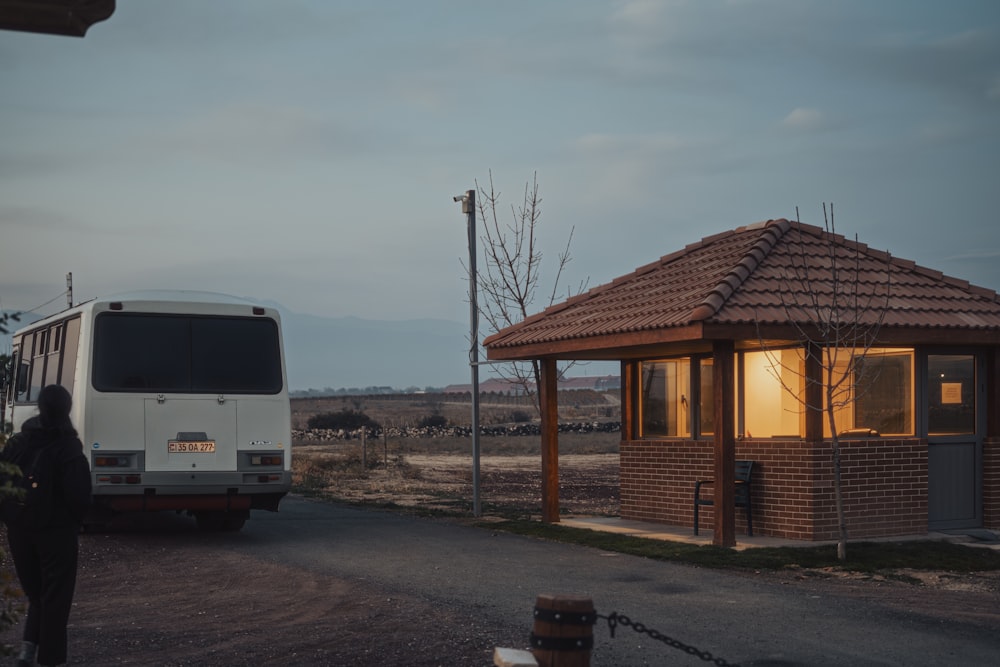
563, 130, 731, 207
161, 104, 372, 164
781, 108, 828, 132
863, 26, 1000, 108
915, 121, 971, 144
612, 0, 673, 27
573, 132, 685, 156
988, 75, 1000, 101
0, 205, 78, 230
944, 250, 1000, 262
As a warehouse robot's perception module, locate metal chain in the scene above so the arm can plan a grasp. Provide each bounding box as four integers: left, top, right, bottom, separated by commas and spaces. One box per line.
599, 611, 741, 667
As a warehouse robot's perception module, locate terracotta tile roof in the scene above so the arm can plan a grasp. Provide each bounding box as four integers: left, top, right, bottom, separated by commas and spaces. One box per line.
483, 219, 1000, 358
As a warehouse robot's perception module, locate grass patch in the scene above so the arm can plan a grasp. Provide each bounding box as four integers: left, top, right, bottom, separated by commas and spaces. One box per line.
480, 519, 1000, 574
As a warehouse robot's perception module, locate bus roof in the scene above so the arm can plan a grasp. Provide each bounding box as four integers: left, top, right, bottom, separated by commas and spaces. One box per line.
92, 290, 262, 307
12, 290, 281, 335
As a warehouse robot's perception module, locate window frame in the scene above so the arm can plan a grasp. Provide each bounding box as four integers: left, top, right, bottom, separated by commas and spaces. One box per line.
634, 345, 915, 441
91, 312, 284, 395
636, 355, 715, 440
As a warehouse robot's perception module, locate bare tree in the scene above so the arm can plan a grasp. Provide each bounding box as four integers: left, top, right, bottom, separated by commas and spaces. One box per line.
0, 311, 19, 335
471, 171, 586, 413
1, 305, 19, 432
758, 205, 891, 561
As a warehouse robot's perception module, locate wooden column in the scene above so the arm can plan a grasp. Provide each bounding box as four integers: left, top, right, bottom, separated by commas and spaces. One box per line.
804, 342, 824, 442
620, 360, 635, 441
540, 358, 560, 523
987, 347, 999, 439
713, 340, 736, 547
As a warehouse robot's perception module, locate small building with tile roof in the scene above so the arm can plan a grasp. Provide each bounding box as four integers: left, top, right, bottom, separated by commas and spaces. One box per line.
484, 219, 1000, 546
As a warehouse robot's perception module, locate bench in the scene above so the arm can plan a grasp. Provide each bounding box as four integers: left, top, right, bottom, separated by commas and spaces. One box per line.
693, 460, 754, 536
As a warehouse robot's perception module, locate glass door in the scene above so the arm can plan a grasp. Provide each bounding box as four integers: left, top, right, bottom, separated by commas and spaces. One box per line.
926, 354, 982, 530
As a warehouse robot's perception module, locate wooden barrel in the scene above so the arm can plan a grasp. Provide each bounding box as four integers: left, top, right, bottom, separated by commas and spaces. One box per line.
530, 594, 595, 667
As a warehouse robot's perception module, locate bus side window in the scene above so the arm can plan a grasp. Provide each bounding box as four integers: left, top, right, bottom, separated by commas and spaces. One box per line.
1, 353, 12, 405
42, 324, 63, 388
15, 333, 35, 402
60, 317, 81, 394
27, 330, 45, 402
16, 360, 30, 399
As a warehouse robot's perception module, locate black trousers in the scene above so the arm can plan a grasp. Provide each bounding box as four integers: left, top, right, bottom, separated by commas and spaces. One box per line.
6, 523, 79, 666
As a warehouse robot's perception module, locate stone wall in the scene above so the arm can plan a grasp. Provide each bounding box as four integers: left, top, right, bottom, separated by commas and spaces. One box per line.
294, 421, 621, 442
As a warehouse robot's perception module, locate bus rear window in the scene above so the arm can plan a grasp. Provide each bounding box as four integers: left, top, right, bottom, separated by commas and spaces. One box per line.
93, 313, 283, 394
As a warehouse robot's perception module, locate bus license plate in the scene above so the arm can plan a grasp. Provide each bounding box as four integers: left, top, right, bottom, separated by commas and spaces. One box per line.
168, 440, 216, 453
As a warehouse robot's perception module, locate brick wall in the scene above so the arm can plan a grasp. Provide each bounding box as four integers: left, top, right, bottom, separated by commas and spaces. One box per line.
620, 437, 928, 541
985, 437, 1000, 531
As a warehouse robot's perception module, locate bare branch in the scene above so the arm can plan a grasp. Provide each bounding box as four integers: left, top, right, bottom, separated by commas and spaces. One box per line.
470, 171, 587, 412
755, 205, 893, 561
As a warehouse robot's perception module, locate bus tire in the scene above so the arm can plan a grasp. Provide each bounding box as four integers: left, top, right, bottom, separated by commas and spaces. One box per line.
195, 511, 246, 532
222, 516, 246, 531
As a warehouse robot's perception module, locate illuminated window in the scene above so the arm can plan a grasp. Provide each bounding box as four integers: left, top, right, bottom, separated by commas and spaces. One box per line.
741, 348, 805, 438
638, 346, 914, 440
741, 347, 914, 438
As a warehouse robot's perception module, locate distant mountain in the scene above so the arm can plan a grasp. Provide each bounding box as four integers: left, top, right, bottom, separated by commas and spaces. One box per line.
277, 308, 470, 391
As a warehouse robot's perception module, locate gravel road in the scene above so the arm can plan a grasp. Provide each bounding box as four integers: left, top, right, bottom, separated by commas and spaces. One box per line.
3, 495, 999, 666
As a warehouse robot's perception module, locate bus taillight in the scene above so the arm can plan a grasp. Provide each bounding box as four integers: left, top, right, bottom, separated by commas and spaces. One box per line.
94, 455, 132, 468
97, 474, 142, 484
250, 454, 283, 466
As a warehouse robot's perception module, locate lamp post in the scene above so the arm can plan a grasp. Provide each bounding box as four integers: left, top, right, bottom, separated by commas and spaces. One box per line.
454, 189, 481, 517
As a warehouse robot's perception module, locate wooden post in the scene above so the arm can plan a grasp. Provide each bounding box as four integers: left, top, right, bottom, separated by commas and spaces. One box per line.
540, 358, 560, 523
361, 426, 367, 469
713, 340, 736, 547
620, 361, 635, 441
530, 593, 595, 667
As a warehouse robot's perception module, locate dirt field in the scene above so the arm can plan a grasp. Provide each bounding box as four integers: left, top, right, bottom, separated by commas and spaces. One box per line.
296, 447, 621, 518
291, 394, 624, 518
290, 391, 621, 432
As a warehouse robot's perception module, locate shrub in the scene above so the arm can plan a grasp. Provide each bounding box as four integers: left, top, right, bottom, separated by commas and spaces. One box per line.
510, 410, 532, 423
307, 409, 379, 431
0, 435, 23, 651
416, 414, 449, 429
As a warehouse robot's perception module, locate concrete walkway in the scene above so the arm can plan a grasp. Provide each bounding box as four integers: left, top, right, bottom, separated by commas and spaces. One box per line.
560, 515, 1000, 551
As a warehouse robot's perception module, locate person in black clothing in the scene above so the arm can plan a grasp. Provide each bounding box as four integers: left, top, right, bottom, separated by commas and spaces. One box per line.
2, 385, 92, 667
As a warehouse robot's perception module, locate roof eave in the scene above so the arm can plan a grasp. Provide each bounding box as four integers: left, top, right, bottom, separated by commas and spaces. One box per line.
485, 321, 1000, 361
485, 323, 708, 360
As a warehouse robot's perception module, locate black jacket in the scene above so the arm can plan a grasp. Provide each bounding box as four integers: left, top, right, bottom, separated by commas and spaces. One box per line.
1, 417, 93, 528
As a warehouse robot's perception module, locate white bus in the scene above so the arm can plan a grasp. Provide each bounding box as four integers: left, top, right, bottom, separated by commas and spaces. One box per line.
3, 291, 292, 531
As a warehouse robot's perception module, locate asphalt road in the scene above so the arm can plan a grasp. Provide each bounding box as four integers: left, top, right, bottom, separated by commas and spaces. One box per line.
218, 496, 1000, 667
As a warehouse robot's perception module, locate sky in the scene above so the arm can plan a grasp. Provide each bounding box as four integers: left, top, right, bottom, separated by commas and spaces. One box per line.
3, 0, 999, 331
